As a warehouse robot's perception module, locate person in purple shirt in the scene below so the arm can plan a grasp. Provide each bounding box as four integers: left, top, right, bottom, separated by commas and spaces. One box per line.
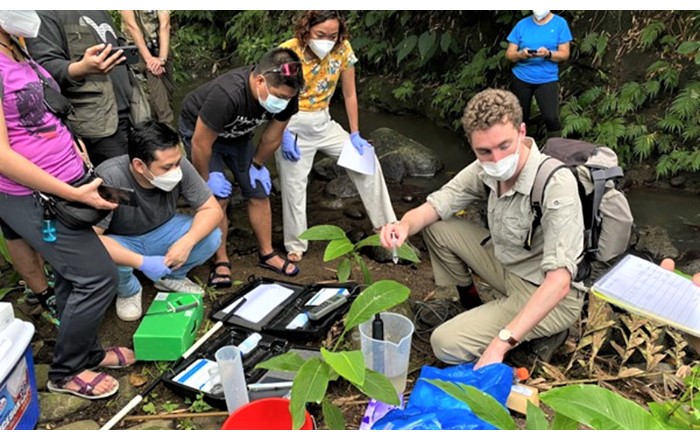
0, 11, 133, 400
505, 10, 572, 139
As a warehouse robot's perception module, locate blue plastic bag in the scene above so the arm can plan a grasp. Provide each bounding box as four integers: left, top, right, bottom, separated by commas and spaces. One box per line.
371, 363, 513, 430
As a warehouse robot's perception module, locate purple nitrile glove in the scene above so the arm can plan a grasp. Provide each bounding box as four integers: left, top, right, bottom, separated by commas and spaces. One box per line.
249, 163, 272, 195
281, 129, 300, 162
350, 131, 370, 155
207, 171, 232, 198
139, 255, 172, 282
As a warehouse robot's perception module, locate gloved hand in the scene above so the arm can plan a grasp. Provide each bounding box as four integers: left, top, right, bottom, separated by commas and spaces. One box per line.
350, 131, 370, 156
281, 129, 301, 162
249, 163, 272, 195
207, 171, 232, 198
139, 255, 172, 282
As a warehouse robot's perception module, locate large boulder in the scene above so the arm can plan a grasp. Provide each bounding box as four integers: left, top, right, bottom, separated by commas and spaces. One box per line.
326, 175, 360, 198
369, 128, 443, 179
635, 226, 680, 260
313, 157, 345, 181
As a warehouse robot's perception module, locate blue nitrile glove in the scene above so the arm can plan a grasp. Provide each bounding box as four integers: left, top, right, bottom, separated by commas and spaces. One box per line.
281, 129, 300, 162
139, 255, 172, 282
249, 163, 272, 195
207, 171, 232, 198
350, 131, 370, 156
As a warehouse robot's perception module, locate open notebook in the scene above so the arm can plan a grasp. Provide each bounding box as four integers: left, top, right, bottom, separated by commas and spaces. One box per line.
591, 254, 700, 337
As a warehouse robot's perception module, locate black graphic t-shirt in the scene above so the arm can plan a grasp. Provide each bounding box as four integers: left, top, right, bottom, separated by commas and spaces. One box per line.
179, 66, 298, 145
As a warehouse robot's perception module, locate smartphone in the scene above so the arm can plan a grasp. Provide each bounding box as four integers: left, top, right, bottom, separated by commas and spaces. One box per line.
527, 49, 538, 55
98, 184, 137, 206
109, 45, 140, 65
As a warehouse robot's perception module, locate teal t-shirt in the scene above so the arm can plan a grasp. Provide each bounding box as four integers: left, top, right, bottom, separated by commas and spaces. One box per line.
507, 14, 573, 84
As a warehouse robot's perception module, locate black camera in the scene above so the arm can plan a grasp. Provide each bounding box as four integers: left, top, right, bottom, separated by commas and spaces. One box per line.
146, 38, 160, 57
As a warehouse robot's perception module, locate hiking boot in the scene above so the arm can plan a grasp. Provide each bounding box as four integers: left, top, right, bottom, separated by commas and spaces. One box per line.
457, 284, 482, 310
507, 329, 570, 369
154, 277, 204, 295
116, 288, 143, 322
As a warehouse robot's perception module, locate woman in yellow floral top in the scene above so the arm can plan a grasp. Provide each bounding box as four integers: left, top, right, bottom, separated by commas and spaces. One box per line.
276, 10, 396, 262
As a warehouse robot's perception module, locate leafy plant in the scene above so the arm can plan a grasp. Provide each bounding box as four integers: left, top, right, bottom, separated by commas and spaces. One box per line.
299, 225, 419, 284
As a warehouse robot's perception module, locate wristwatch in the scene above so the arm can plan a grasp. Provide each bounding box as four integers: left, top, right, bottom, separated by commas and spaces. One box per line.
498, 328, 519, 346
545, 50, 552, 60
251, 159, 264, 170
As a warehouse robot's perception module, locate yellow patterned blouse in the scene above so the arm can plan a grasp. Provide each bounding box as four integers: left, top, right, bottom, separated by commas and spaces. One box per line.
280, 38, 358, 112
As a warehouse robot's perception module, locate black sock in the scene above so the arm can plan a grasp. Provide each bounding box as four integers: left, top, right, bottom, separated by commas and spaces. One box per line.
457, 284, 482, 310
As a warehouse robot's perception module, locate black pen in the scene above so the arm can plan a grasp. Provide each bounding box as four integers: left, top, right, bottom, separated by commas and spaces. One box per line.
294, 133, 298, 149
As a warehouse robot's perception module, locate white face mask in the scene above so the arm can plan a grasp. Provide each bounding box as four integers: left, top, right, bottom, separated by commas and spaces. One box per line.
144, 164, 183, 192
0, 10, 41, 38
480, 136, 522, 181
258, 80, 290, 114
308, 39, 335, 59
532, 10, 550, 21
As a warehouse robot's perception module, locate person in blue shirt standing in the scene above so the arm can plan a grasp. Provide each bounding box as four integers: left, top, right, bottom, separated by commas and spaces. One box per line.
505, 10, 572, 139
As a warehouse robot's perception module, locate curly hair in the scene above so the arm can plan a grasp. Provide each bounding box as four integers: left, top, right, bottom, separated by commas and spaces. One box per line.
461, 89, 523, 138
294, 10, 348, 51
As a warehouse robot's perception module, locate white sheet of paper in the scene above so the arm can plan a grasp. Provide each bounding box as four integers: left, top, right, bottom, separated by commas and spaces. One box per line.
337, 139, 376, 176
221, 284, 295, 324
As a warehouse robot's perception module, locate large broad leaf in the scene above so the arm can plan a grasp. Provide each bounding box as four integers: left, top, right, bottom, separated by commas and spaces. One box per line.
550, 412, 578, 430
324, 237, 354, 262
355, 234, 381, 249
541, 384, 666, 430
418, 31, 437, 59
337, 258, 351, 283
396, 35, 417, 65
526, 401, 549, 430
321, 348, 365, 386
342, 280, 410, 334
398, 243, 420, 263
255, 351, 305, 372
425, 379, 516, 430
322, 398, 346, 430
440, 31, 453, 53
357, 256, 372, 285
299, 225, 347, 241
352, 369, 400, 406
290, 358, 330, 430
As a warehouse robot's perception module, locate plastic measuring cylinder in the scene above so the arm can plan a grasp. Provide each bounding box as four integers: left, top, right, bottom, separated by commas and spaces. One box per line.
215, 345, 249, 413
359, 312, 414, 394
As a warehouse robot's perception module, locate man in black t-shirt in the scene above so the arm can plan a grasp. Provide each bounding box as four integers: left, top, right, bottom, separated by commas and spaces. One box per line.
179, 47, 305, 288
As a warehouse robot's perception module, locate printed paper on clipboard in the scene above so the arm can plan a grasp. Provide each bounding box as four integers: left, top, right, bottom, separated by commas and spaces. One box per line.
591, 254, 700, 337
337, 138, 376, 176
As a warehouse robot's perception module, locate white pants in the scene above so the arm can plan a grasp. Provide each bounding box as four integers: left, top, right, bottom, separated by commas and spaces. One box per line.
275, 109, 397, 254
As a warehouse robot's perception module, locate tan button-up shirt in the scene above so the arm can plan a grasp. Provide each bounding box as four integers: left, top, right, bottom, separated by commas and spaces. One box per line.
426, 138, 583, 286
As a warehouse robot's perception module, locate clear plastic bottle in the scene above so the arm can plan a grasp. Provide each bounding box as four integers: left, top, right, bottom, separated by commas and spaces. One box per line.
42, 208, 57, 243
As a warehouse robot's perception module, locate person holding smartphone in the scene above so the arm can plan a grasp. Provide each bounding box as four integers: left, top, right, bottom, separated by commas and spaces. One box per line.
505, 10, 572, 140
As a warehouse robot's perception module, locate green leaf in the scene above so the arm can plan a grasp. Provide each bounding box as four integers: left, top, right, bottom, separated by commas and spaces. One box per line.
337, 258, 352, 283
418, 31, 437, 59
440, 31, 453, 53
397, 243, 420, 263
526, 401, 549, 430
396, 35, 417, 65
0, 286, 20, 301
541, 384, 665, 430
424, 379, 516, 430
342, 280, 410, 334
355, 234, 381, 249
356, 254, 372, 285
677, 41, 700, 55
290, 358, 330, 430
299, 225, 346, 241
321, 348, 365, 386
352, 368, 400, 406
322, 398, 346, 430
255, 351, 306, 372
551, 412, 578, 430
323, 237, 354, 262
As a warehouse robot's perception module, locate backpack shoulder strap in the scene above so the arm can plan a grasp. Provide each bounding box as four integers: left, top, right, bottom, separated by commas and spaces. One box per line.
526, 157, 567, 250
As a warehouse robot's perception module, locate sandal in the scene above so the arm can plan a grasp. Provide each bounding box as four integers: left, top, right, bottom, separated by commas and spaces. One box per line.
258, 252, 300, 277
47, 371, 119, 400
208, 261, 233, 289
287, 251, 303, 262
100, 346, 135, 370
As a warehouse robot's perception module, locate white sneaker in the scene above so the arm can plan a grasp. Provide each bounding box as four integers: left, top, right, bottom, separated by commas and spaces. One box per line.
116, 287, 142, 321
154, 277, 204, 295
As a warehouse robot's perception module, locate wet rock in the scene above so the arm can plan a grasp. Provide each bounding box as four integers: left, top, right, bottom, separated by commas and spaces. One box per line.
313, 158, 345, 180
343, 207, 366, 220
56, 420, 100, 430
669, 175, 686, 188
128, 420, 175, 430
326, 175, 359, 198
34, 364, 50, 391
346, 228, 366, 244
113, 375, 138, 407
378, 151, 406, 183
318, 198, 344, 211
680, 259, 700, 276
635, 226, 679, 260
38, 392, 91, 422
370, 128, 443, 177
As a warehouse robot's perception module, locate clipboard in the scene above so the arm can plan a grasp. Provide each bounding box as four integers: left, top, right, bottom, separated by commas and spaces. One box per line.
591, 254, 700, 337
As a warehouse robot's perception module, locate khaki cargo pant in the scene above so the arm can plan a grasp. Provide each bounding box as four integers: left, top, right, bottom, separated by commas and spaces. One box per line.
136, 58, 175, 127
423, 217, 584, 364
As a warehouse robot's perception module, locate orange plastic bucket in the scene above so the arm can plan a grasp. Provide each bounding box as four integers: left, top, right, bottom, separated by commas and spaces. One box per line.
221, 398, 313, 430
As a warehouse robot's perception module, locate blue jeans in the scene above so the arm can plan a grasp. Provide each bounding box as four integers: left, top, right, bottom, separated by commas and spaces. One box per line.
109, 214, 221, 298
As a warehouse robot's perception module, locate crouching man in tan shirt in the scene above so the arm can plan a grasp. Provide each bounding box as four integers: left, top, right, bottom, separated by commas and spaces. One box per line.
380, 89, 586, 369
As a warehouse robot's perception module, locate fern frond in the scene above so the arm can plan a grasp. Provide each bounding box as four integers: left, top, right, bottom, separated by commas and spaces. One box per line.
578, 86, 605, 107
669, 82, 700, 120
639, 21, 665, 50
657, 114, 684, 135
633, 132, 657, 160
643, 80, 661, 100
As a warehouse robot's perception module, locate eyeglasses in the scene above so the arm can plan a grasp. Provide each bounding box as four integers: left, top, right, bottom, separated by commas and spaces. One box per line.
263, 62, 301, 77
